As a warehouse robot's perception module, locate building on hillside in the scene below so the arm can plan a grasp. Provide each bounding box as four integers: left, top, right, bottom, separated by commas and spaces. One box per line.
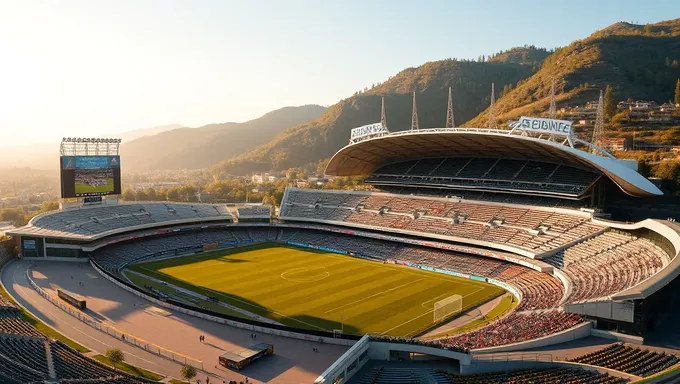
660, 103, 677, 112
617, 100, 659, 111
251, 173, 278, 184
597, 137, 632, 151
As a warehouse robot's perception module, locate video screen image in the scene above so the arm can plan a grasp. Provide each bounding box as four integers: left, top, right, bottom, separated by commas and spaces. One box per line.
60, 155, 121, 198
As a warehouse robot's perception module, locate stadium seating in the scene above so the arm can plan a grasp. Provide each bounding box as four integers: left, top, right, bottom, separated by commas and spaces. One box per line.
281, 189, 603, 254
25, 202, 233, 238
439, 311, 584, 350
0, 334, 154, 383
89, 224, 670, 352
545, 231, 669, 303
236, 205, 272, 218
570, 343, 679, 377
365, 157, 601, 196
280, 189, 603, 254
0, 309, 45, 338
91, 227, 568, 345
0, 351, 46, 383
435, 367, 626, 384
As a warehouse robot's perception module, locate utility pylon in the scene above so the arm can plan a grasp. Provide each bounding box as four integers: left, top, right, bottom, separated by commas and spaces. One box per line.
446, 86, 455, 128
488, 83, 497, 129
592, 89, 605, 151
380, 96, 387, 128
549, 79, 557, 118
411, 91, 419, 130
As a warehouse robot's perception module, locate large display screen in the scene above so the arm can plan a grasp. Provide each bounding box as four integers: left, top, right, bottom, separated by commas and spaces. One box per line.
60, 155, 121, 198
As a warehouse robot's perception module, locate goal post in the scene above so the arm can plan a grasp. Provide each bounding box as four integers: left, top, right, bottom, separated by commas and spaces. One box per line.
433, 294, 463, 323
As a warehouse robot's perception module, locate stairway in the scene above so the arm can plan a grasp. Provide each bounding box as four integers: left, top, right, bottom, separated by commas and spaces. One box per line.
44, 340, 56, 380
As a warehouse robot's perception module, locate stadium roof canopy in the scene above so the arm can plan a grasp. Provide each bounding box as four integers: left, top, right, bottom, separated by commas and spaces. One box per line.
325, 128, 662, 197
7, 202, 233, 241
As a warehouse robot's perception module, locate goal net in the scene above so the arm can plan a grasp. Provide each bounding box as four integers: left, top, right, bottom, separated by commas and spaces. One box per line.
433, 294, 463, 323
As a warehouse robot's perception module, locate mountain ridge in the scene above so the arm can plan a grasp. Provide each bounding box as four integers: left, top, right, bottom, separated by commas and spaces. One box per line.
121, 104, 327, 172
212, 57, 542, 177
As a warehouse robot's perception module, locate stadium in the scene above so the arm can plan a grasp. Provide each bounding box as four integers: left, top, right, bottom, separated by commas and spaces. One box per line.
2, 104, 680, 384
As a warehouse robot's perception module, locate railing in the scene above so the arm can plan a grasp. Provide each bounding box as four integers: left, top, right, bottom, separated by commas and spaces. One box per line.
25, 267, 203, 369
472, 352, 556, 362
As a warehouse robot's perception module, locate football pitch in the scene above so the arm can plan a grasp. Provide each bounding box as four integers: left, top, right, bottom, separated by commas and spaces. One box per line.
75, 178, 114, 194
128, 244, 504, 337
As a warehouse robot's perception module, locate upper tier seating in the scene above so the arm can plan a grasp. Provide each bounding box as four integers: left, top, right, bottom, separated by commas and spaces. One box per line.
24, 202, 233, 238
236, 205, 272, 218
366, 157, 601, 196
545, 231, 669, 303
571, 343, 679, 377
280, 189, 603, 254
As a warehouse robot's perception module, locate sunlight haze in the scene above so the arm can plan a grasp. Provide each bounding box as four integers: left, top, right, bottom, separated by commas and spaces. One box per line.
0, 0, 677, 147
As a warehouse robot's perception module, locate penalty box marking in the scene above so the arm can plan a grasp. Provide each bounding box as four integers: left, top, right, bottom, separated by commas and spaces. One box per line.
382, 286, 487, 335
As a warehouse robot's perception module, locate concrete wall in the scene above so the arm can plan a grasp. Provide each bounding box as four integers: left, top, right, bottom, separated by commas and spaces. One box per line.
314, 335, 371, 384
591, 329, 643, 345
367, 342, 471, 365
473, 321, 592, 354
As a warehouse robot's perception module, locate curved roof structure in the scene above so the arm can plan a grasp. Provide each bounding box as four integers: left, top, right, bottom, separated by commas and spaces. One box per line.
325, 128, 662, 197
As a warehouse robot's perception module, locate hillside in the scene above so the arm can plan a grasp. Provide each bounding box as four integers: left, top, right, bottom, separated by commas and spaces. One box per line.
120, 105, 326, 172
487, 46, 551, 66
116, 124, 185, 142
213, 59, 539, 176
463, 19, 680, 128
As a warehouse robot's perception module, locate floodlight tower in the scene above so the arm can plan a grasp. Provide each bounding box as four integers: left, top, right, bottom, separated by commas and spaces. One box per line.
446, 86, 455, 128
488, 83, 497, 129
549, 79, 557, 118
592, 89, 605, 150
411, 91, 420, 130
380, 96, 388, 129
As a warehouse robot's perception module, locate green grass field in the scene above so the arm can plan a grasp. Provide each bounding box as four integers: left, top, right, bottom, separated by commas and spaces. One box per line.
129, 244, 504, 337
75, 178, 114, 194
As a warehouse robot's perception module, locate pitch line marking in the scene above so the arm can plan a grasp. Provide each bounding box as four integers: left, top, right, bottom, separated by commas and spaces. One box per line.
322, 253, 484, 288
381, 286, 487, 335
137, 266, 329, 332
323, 278, 426, 315
280, 267, 330, 283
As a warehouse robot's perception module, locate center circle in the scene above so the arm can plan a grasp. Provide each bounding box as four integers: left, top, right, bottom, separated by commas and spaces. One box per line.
281, 267, 330, 283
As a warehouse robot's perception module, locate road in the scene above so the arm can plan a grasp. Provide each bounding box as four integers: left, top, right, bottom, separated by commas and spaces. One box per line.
2, 260, 347, 384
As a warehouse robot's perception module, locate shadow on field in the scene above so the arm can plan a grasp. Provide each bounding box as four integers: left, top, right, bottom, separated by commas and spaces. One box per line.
138, 268, 365, 336
214, 257, 250, 264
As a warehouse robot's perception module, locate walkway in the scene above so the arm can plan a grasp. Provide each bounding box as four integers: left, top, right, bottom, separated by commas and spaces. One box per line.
2, 260, 346, 383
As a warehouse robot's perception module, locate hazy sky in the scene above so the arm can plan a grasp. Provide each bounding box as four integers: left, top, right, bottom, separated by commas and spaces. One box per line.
0, 0, 677, 147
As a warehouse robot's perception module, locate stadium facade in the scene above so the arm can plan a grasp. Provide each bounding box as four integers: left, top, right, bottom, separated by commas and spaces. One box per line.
4, 115, 680, 383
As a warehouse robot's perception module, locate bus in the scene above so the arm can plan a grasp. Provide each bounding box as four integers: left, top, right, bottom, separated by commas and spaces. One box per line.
57, 289, 86, 310
219, 343, 274, 370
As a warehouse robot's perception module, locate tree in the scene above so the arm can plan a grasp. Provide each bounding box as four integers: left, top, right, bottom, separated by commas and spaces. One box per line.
675, 79, 680, 106
661, 127, 680, 145
105, 348, 124, 371
603, 85, 616, 121
121, 188, 135, 201
637, 160, 651, 178
180, 364, 197, 383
